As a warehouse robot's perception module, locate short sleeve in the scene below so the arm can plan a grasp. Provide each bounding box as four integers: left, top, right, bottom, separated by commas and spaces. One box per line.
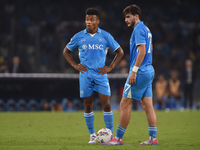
135, 28, 146, 46
66, 34, 78, 51
106, 33, 120, 51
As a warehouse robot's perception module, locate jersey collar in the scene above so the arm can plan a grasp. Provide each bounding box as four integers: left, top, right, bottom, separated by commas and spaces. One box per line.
135, 21, 143, 28
84, 27, 101, 34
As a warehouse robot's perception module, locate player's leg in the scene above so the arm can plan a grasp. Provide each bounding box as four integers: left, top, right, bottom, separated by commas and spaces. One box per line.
84, 95, 94, 113
136, 72, 158, 145
141, 99, 145, 110
140, 96, 158, 145
98, 93, 113, 132
102, 96, 133, 145
141, 97, 157, 127
94, 75, 114, 132
84, 94, 97, 144
103, 73, 140, 145
80, 72, 96, 143
117, 96, 133, 135
98, 93, 111, 112
115, 73, 147, 141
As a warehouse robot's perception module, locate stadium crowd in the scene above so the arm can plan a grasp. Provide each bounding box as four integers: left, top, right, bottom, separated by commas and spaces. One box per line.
0, 0, 200, 110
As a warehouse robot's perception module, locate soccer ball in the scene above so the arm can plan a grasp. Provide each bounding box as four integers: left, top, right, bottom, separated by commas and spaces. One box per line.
96, 128, 113, 143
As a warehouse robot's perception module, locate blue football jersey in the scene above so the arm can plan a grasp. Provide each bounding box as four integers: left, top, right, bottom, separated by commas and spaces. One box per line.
66, 27, 120, 70
130, 21, 154, 74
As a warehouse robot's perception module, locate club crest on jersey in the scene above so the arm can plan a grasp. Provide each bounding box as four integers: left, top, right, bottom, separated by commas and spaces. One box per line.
82, 44, 87, 50
99, 38, 103, 42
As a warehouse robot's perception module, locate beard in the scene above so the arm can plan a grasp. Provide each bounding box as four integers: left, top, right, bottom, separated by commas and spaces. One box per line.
130, 20, 136, 28
126, 19, 136, 28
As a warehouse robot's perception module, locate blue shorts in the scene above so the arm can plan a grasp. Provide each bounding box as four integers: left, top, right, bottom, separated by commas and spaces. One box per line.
79, 70, 111, 98
122, 72, 154, 101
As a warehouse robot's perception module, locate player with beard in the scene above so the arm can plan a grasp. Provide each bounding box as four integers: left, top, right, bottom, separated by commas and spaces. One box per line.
104, 4, 158, 145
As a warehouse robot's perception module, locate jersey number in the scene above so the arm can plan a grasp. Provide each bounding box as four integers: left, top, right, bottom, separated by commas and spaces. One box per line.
125, 83, 131, 92
148, 33, 152, 53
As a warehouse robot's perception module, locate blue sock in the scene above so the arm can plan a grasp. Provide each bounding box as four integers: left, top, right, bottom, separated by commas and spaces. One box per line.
84, 112, 95, 134
116, 125, 126, 139
103, 111, 113, 132
149, 126, 157, 137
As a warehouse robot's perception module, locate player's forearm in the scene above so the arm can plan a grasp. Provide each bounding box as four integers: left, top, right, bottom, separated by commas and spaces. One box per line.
109, 47, 124, 69
134, 44, 146, 68
63, 47, 77, 68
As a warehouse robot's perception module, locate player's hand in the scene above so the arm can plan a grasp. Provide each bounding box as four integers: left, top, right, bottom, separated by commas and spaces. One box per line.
97, 66, 112, 75
129, 72, 137, 85
74, 64, 88, 73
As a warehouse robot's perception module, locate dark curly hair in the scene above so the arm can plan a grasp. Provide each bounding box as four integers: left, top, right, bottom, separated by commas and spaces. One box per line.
86, 8, 100, 19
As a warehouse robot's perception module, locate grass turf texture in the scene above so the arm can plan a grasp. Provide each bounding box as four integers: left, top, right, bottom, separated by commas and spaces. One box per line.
0, 110, 199, 150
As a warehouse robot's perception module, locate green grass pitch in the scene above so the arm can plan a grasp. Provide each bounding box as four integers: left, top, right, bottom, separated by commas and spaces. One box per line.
0, 110, 200, 150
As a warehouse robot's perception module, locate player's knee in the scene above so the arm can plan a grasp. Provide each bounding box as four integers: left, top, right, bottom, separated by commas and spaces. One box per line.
84, 104, 93, 111
120, 99, 132, 110
120, 100, 127, 110
102, 103, 111, 111
143, 103, 154, 111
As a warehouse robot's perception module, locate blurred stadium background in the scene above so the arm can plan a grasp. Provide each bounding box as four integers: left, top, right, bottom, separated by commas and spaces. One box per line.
0, 0, 200, 111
